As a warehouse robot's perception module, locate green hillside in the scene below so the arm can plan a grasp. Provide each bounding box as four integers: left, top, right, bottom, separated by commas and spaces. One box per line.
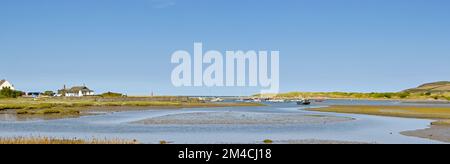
404, 81, 450, 94
257, 81, 450, 101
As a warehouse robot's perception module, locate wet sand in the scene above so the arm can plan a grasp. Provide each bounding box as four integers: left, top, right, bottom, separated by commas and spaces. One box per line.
274, 139, 373, 144
401, 125, 450, 143
134, 112, 354, 125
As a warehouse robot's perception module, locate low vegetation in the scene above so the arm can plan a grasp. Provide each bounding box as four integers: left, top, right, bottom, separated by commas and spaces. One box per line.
42, 91, 55, 96
256, 91, 449, 101
256, 81, 450, 101
308, 105, 450, 120
0, 137, 138, 144
431, 120, 450, 126
404, 81, 450, 94
263, 139, 273, 144
0, 88, 23, 99
16, 108, 80, 115
99, 92, 125, 98
0, 97, 263, 117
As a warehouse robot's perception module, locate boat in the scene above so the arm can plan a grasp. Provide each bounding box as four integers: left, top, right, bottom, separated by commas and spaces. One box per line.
314, 98, 325, 102
266, 99, 285, 103
297, 99, 311, 105
252, 98, 262, 103
210, 97, 224, 102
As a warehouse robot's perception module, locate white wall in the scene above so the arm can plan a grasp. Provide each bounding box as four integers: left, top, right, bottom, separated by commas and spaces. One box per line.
0, 81, 15, 90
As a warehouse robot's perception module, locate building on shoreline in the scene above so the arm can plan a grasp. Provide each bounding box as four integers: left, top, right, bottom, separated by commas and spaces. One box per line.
0, 79, 15, 90
24, 92, 43, 98
58, 85, 95, 97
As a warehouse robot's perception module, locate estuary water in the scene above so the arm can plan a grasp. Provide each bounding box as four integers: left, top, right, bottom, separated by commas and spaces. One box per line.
0, 100, 446, 144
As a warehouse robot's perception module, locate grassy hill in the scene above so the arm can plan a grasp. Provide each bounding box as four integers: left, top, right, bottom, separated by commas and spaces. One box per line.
256, 81, 450, 101
404, 81, 450, 94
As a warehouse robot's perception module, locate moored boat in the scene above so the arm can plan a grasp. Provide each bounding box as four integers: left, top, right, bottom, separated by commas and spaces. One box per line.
210, 97, 225, 102
297, 99, 311, 105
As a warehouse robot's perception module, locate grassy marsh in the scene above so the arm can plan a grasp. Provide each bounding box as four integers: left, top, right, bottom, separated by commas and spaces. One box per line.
431, 120, 450, 126
0, 97, 263, 118
308, 105, 450, 120
256, 92, 450, 101
0, 137, 138, 144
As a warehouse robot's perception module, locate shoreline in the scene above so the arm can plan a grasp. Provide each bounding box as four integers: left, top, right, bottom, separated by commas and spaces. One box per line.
133, 111, 354, 125
322, 98, 450, 103
306, 105, 450, 120
0, 97, 264, 120
0, 136, 370, 144
0, 137, 138, 144
307, 105, 450, 143
249, 97, 450, 103
401, 125, 450, 143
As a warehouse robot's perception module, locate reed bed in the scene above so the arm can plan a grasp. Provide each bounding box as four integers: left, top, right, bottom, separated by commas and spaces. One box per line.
0, 98, 263, 115
308, 105, 450, 119
0, 137, 139, 144
0, 97, 264, 120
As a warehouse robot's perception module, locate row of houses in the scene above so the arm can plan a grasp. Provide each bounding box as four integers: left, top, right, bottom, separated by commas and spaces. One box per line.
1, 79, 95, 97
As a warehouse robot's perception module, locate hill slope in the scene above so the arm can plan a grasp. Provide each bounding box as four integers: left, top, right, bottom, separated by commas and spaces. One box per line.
404, 81, 450, 94
257, 81, 450, 101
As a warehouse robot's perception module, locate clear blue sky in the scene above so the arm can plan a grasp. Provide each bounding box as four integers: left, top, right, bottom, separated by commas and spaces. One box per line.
1, 0, 449, 96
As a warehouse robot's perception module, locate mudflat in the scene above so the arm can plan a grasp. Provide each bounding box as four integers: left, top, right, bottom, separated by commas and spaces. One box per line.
401, 125, 450, 143
307, 105, 450, 119
308, 105, 450, 143
134, 112, 354, 125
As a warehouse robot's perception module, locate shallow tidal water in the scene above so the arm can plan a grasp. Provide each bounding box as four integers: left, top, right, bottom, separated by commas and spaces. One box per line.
0, 100, 446, 144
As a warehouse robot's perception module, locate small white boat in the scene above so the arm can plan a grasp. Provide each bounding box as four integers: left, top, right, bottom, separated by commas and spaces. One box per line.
267, 99, 285, 103
210, 97, 224, 102
252, 99, 262, 103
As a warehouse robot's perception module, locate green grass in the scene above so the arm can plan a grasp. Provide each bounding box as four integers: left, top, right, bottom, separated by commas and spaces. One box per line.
0, 100, 184, 110
431, 120, 450, 126
263, 139, 273, 144
16, 109, 29, 114
308, 105, 450, 120
16, 108, 80, 115
0, 137, 138, 144
0, 104, 24, 110
256, 91, 449, 101
99, 92, 124, 98
1, 97, 263, 116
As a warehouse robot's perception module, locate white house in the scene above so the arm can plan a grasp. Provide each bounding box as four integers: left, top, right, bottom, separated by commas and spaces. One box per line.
58, 85, 95, 97
0, 79, 15, 90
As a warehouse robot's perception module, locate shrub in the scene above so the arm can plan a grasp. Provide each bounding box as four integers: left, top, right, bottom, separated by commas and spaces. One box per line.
0, 88, 23, 98
16, 110, 29, 115
432, 96, 440, 100
431, 120, 450, 126
35, 109, 62, 114
383, 93, 393, 99
19, 108, 81, 115
398, 92, 410, 99
43, 91, 55, 96
263, 139, 273, 144
100, 92, 125, 98
0, 104, 25, 110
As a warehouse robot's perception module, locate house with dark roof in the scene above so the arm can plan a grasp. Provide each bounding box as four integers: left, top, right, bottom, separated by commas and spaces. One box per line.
0, 79, 15, 90
58, 85, 95, 97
